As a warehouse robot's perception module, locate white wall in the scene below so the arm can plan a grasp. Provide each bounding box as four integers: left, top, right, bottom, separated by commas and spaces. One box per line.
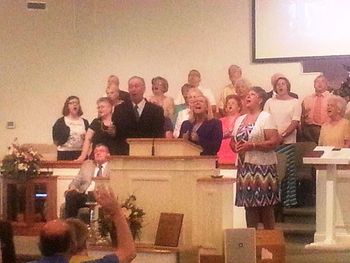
0, 0, 318, 156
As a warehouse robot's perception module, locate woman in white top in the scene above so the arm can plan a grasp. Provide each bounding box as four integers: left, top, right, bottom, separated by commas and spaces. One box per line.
264, 76, 301, 208
148, 76, 175, 138
52, 96, 89, 160
149, 77, 175, 119
173, 87, 203, 138
231, 86, 280, 229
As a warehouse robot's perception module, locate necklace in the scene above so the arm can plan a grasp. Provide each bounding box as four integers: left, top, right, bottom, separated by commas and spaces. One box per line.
100, 118, 113, 132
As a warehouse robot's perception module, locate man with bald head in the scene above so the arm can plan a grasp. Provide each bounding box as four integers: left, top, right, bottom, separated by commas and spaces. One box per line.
218, 64, 243, 115
36, 219, 71, 261
112, 76, 165, 155
30, 186, 136, 263
106, 75, 130, 104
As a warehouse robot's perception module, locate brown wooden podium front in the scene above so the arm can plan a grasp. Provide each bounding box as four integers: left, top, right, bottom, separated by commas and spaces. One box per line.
2, 176, 57, 232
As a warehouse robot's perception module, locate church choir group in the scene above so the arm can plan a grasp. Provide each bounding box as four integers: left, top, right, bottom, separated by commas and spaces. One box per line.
52, 65, 350, 229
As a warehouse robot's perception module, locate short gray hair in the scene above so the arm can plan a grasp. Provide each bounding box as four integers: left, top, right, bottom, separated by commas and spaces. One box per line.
66, 218, 89, 253
328, 95, 347, 117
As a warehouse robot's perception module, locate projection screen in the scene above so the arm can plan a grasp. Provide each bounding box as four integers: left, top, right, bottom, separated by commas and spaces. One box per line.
253, 0, 350, 62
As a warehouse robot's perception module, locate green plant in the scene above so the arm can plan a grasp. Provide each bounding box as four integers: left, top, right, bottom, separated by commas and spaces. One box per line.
121, 194, 145, 239
0, 139, 42, 180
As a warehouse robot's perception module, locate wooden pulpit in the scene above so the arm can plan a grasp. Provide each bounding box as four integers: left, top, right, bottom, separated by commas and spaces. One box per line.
126, 138, 202, 156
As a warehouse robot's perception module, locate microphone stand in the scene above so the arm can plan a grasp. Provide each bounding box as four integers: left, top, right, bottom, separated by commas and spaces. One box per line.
151, 138, 155, 156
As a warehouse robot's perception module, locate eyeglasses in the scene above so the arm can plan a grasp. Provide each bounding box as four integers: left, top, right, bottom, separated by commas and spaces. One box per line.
68, 101, 79, 105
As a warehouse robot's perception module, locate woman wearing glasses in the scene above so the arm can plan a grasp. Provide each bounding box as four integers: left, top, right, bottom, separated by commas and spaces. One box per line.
53, 96, 89, 160
76, 97, 118, 161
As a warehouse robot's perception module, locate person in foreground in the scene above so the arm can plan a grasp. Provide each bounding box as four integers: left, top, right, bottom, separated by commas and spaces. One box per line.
66, 218, 91, 263
231, 86, 280, 229
30, 186, 136, 263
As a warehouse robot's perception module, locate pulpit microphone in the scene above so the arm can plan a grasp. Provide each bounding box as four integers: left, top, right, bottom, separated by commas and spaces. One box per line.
151, 137, 155, 156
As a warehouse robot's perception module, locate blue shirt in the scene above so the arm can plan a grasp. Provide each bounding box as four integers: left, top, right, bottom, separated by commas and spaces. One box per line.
30, 254, 119, 263
29, 255, 68, 263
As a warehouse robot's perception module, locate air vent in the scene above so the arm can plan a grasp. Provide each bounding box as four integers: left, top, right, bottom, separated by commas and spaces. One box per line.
27, 2, 46, 10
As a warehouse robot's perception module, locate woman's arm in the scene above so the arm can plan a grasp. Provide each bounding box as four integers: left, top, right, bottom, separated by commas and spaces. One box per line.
254, 129, 280, 152
165, 97, 175, 119
280, 120, 299, 140
230, 137, 237, 153
52, 117, 69, 146
197, 120, 223, 155
76, 128, 94, 161
235, 129, 280, 153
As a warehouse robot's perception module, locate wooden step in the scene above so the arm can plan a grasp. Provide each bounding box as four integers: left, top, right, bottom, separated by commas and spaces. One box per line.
283, 207, 315, 217
276, 222, 315, 236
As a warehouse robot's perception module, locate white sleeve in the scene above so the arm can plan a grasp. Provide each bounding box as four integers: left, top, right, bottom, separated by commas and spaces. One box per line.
202, 88, 217, 106
263, 98, 272, 113
263, 112, 277, 130
292, 99, 302, 121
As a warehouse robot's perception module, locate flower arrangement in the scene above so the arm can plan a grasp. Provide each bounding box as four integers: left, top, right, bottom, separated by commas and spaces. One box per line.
99, 194, 145, 242
0, 139, 42, 181
121, 194, 145, 240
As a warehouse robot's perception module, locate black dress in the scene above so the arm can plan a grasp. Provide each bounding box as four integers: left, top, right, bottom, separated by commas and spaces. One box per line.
89, 118, 121, 155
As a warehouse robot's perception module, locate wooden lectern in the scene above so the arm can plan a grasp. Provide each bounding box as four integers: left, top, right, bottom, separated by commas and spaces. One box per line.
126, 138, 202, 156
303, 146, 350, 249
109, 138, 234, 253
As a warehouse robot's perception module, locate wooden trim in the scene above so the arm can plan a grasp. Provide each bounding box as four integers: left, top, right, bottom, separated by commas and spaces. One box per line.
41, 160, 82, 169
89, 243, 184, 254
41, 156, 217, 169
217, 163, 236, 169
197, 177, 236, 184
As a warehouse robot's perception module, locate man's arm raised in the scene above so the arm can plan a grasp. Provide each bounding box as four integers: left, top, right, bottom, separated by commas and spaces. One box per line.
94, 185, 136, 263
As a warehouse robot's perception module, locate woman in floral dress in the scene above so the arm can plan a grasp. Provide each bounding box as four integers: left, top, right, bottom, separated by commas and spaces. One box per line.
231, 86, 280, 229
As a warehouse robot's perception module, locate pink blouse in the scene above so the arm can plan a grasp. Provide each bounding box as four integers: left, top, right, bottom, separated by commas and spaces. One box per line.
217, 115, 239, 164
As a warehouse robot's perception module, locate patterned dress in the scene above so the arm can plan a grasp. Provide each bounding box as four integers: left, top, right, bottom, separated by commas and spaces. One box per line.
235, 122, 280, 207
276, 144, 298, 207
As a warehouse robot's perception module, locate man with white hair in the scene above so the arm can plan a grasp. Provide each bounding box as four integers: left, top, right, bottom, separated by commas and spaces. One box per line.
112, 76, 165, 155
218, 64, 242, 115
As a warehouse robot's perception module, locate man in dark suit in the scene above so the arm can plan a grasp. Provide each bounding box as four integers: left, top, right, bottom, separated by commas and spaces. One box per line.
112, 76, 165, 155
65, 144, 111, 218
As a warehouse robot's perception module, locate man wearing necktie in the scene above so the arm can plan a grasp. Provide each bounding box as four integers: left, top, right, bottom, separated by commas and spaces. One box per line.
65, 144, 111, 218
301, 74, 331, 143
112, 76, 165, 155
